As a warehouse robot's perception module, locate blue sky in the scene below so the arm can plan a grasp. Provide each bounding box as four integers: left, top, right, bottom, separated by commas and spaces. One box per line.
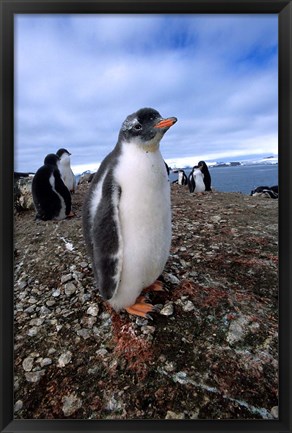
14, 14, 278, 173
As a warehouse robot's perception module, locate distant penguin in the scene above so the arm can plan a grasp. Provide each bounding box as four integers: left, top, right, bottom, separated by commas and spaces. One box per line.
32, 153, 73, 220
82, 107, 177, 317
250, 185, 278, 199
198, 161, 212, 191
173, 169, 188, 186
56, 148, 76, 193
188, 166, 205, 193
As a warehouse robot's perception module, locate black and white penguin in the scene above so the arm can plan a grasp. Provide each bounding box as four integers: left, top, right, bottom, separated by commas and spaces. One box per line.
188, 165, 205, 193
198, 161, 212, 191
82, 107, 177, 317
173, 169, 188, 186
56, 148, 76, 193
32, 153, 74, 220
250, 185, 278, 199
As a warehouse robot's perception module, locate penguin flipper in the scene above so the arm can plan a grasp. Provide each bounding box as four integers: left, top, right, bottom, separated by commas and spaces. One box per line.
91, 183, 123, 301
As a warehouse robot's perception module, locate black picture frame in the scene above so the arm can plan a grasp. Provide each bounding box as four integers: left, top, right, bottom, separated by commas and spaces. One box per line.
1, 1, 291, 432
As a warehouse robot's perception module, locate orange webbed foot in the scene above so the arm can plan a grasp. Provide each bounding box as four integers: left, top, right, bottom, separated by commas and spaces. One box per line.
125, 295, 160, 319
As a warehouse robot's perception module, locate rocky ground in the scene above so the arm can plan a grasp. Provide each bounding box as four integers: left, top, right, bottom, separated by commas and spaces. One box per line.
14, 181, 278, 420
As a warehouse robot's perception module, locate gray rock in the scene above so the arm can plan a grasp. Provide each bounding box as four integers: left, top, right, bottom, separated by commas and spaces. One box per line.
160, 303, 174, 316
62, 393, 82, 417
14, 400, 23, 412
164, 273, 180, 285
39, 306, 51, 316
61, 274, 72, 284
227, 315, 250, 344
182, 300, 195, 312
77, 328, 91, 339
46, 300, 56, 307
52, 289, 61, 297
22, 357, 34, 372
25, 370, 45, 383
27, 327, 38, 337
57, 351, 72, 367
271, 406, 278, 418
86, 305, 99, 317
40, 357, 52, 367
64, 282, 77, 296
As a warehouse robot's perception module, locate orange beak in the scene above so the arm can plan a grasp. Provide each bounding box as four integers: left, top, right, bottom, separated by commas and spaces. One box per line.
154, 117, 177, 129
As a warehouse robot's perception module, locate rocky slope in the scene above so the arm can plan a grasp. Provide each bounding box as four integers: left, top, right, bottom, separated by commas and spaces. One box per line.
14, 182, 278, 420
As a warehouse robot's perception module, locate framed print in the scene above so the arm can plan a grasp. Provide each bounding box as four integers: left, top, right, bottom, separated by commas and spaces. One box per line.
1, 1, 291, 432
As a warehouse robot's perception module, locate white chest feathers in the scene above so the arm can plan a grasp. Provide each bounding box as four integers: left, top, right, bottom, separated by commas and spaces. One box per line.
58, 156, 76, 192
192, 169, 205, 192
109, 143, 172, 310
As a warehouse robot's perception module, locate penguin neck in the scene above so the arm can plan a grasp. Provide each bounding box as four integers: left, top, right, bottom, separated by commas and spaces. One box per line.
60, 156, 70, 166
120, 138, 160, 154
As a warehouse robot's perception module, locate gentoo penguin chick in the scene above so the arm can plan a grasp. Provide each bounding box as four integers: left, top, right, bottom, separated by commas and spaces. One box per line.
188, 165, 205, 193
32, 153, 74, 221
56, 148, 76, 193
198, 161, 212, 191
82, 107, 177, 318
173, 169, 188, 185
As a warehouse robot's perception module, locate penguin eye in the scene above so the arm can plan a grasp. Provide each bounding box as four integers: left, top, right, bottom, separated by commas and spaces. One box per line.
134, 123, 142, 131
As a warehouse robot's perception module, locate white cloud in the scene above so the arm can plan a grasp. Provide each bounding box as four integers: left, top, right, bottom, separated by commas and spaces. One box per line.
14, 14, 278, 172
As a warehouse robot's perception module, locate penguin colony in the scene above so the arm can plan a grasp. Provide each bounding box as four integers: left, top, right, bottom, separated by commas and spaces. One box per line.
172, 161, 212, 193
82, 108, 177, 316
32, 149, 75, 221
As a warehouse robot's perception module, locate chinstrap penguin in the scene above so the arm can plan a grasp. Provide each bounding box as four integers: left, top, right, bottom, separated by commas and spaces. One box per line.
32, 153, 74, 221
56, 148, 77, 193
82, 107, 177, 317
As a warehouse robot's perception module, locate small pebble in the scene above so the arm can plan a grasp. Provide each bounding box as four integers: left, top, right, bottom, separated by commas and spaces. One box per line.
52, 289, 61, 297
14, 400, 23, 412
40, 357, 52, 367
160, 303, 174, 316
46, 300, 56, 307
64, 282, 77, 296
96, 348, 108, 357
57, 351, 72, 367
86, 305, 99, 317
27, 327, 38, 337
271, 406, 278, 418
182, 300, 195, 312
25, 370, 45, 383
77, 328, 91, 339
22, 357, 34, 372
62, 393, 82, 417
164, 273, 180, 285
61, 274, 72, 284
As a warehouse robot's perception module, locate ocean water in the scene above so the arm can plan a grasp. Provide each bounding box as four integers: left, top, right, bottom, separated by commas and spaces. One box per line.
170, 164, 278, 195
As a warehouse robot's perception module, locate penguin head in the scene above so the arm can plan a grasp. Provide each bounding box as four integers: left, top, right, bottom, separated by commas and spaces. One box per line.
56, 148, 72, 166
56, 148, 71, 158
44, 153, 60, 166
119, 107, 177, 151
198, 161, 208, 172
